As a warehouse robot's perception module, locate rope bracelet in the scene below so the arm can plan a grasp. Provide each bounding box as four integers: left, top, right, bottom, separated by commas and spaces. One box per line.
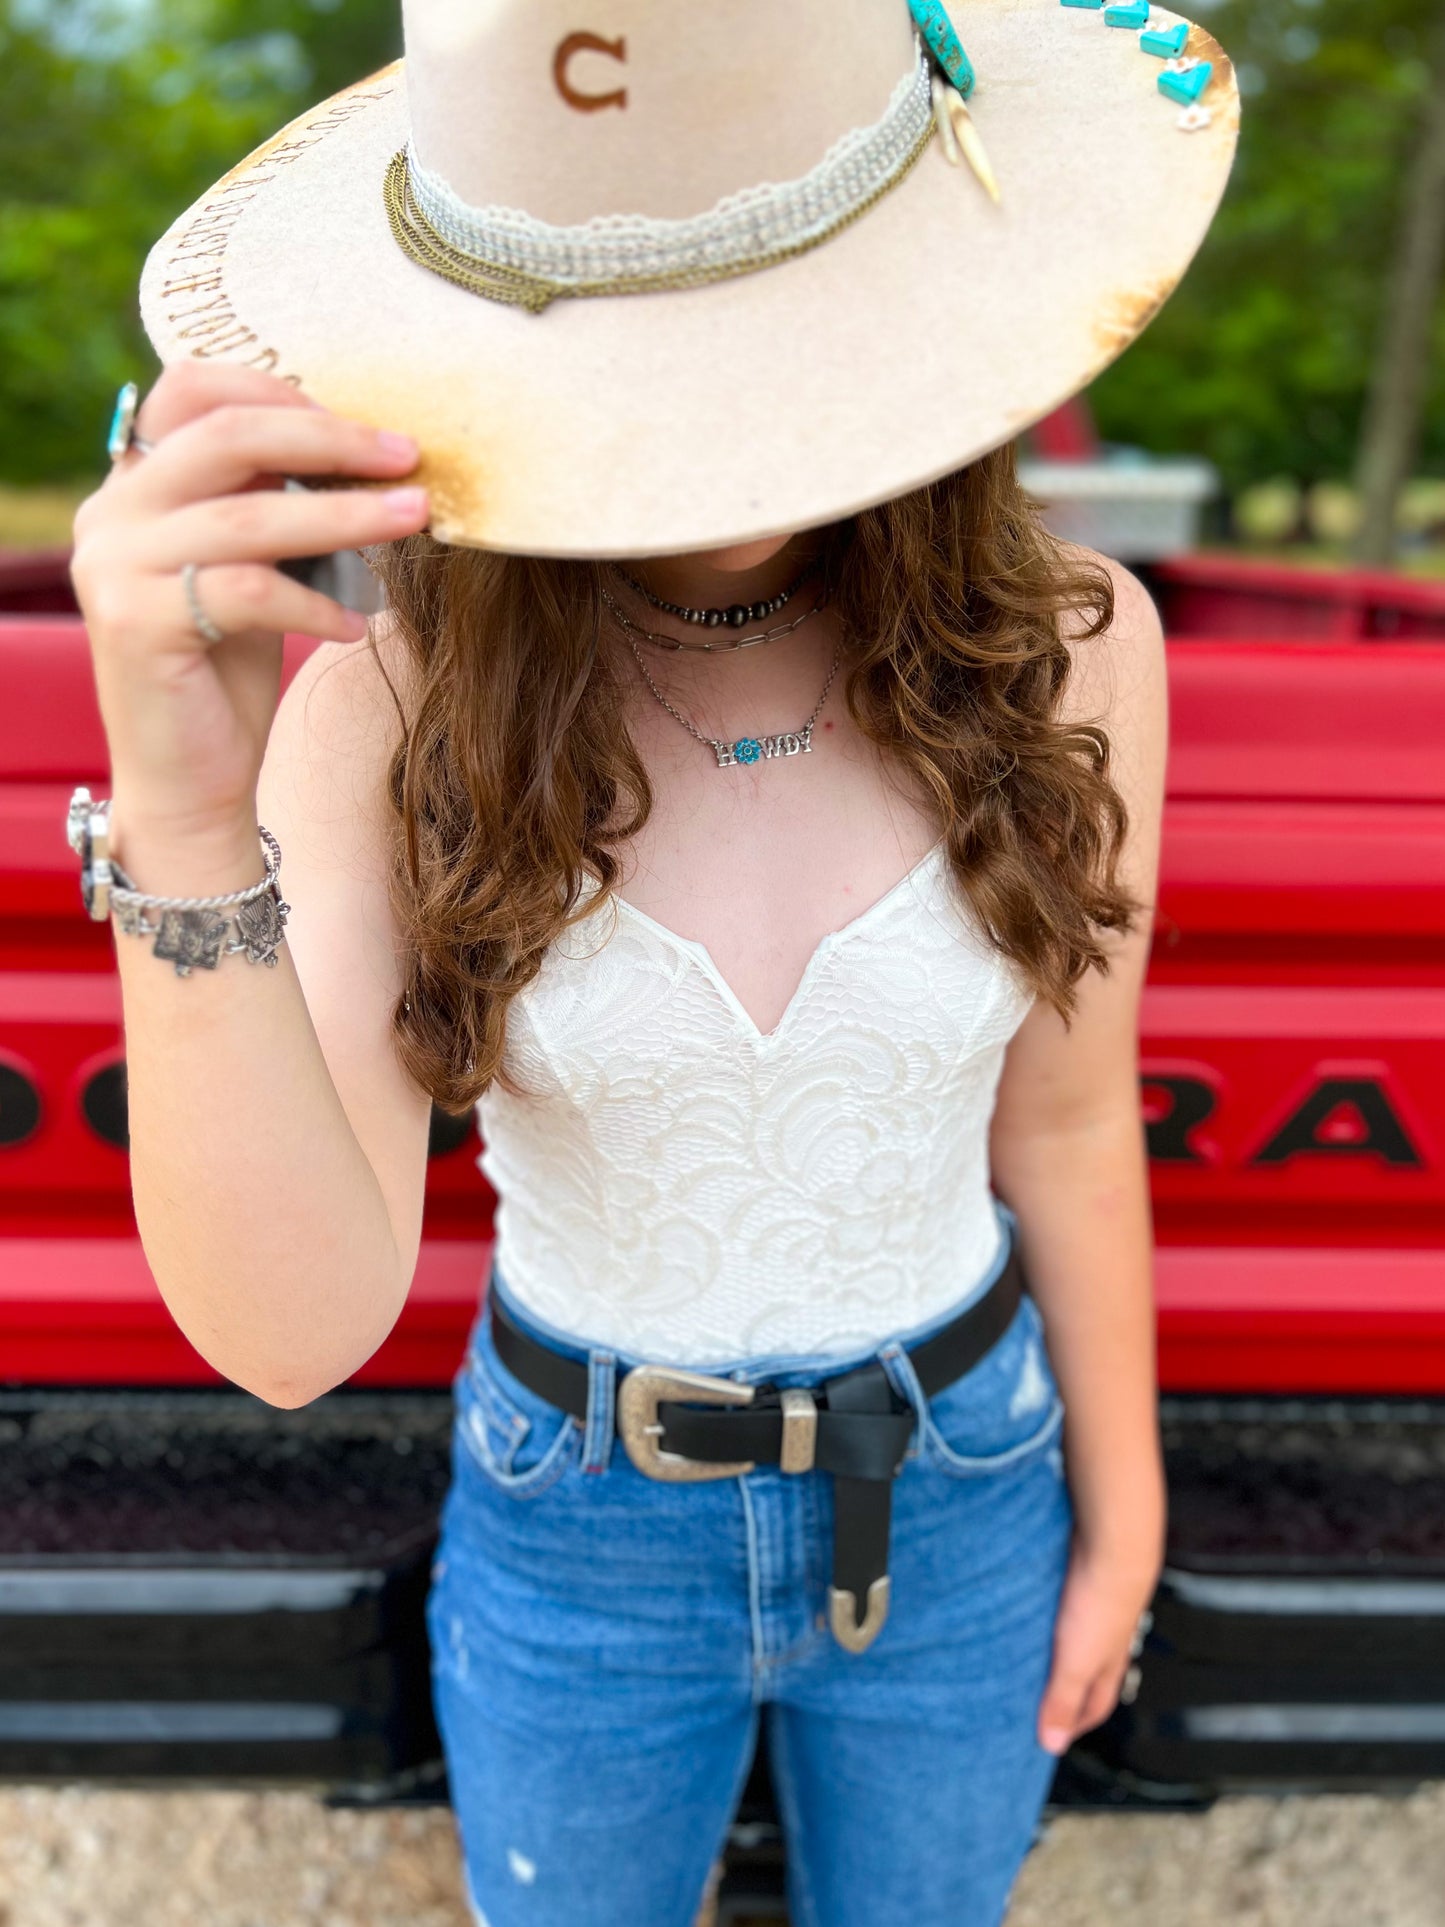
105, 819, 292, 979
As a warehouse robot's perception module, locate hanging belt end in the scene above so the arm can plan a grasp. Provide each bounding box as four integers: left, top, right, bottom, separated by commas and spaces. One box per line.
829, 1577, 891, 1654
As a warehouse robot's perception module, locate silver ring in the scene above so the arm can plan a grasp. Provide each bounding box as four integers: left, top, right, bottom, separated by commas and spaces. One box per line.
182, 562, 226, 644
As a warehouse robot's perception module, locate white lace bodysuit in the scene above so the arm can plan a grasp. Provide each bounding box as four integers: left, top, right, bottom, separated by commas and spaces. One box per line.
473, 839, 1036, 1365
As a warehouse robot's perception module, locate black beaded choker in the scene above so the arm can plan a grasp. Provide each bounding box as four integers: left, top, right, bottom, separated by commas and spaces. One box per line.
614, 560, 813, 630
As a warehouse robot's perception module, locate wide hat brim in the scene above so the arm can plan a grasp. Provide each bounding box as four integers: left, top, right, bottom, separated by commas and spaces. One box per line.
138, 1, 1238, 559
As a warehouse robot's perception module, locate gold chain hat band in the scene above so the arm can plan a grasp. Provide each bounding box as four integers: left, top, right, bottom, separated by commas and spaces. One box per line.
381, 49, 939, 313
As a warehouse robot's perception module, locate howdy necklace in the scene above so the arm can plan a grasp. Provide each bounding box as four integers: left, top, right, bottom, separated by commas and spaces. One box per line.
627, 634, 842, 769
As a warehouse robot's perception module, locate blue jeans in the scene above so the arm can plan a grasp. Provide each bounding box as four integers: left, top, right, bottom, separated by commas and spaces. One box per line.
426, 1199, 1073, 1927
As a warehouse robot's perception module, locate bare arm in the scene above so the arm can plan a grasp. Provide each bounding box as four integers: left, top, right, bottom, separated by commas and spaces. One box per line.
987, 553, 1169, 1753
115, 624, 433, 1405
69, 360, 434, 1406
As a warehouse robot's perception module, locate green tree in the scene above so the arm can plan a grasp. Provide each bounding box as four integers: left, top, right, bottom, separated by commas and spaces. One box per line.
1352, 11, 1445, 561
1088, 0, 1445, 497
0, 0, 398, 486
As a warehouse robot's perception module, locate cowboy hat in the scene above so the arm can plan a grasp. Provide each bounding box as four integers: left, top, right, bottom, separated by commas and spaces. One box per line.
136, 0, 1239, 559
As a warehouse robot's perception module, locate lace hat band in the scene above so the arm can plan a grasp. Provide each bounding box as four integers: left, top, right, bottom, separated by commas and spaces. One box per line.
383, 46, 937, 312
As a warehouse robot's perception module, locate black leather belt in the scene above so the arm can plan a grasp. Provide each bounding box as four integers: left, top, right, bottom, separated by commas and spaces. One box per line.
488, 1239, 1025, 1656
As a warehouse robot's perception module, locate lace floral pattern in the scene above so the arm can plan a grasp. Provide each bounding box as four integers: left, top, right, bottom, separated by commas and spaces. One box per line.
475, 845, 1036, 1364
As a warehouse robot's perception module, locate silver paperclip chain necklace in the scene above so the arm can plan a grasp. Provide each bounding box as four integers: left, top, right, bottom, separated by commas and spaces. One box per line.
600, 580, 826, 655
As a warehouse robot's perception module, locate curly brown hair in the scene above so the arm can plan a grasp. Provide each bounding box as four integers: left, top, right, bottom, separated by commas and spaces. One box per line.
364, 441, 1147, 1115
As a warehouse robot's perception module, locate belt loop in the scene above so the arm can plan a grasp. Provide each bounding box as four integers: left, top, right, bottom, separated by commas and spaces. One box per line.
877, 1340, 926, 1460
582, 1347, 617, 1474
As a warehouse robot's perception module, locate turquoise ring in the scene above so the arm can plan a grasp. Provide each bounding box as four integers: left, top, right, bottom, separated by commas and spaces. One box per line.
107, 380, 155, 462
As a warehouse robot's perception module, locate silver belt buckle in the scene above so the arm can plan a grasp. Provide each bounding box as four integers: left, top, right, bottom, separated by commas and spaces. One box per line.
617, 1368, 820, 1481
618, 1365, 757, 1481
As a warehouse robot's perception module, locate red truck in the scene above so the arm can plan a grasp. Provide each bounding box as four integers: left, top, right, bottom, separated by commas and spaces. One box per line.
4, 542, 1445, 1916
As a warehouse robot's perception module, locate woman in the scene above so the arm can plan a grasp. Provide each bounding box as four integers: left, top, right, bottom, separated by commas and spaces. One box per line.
69, 2, 1236, 1921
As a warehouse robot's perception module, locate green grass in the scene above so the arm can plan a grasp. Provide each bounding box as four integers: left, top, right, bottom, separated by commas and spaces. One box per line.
0, 482, 94, 549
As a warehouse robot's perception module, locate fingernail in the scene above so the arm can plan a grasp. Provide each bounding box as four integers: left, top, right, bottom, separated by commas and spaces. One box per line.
341, 609, 370, 639
383, 486, 427, 515
377, 430, 417, 457
1040, 1727, 1071, 1755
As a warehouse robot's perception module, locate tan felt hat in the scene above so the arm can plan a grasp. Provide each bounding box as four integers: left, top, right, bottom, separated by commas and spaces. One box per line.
137, 0, 1239, 559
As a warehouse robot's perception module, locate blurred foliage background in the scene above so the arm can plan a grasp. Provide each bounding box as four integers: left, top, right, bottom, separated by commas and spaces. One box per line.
1092, 0, 1444, 490
0, 0, 400, 488
0, 0, 1441, 552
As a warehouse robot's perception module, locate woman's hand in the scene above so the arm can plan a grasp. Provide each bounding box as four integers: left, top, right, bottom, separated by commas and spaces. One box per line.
1036, 1524, 1164, 1757
68, 359, 430, 854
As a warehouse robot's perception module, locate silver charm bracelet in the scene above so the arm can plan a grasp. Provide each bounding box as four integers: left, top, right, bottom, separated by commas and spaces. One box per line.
66, 786, 291, 978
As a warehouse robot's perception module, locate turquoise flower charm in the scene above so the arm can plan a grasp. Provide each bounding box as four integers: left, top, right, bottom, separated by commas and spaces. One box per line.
733, 737, 763, 765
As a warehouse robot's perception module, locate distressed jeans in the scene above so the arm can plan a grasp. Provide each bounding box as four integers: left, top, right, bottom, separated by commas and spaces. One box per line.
426, 1198, 1074, 1927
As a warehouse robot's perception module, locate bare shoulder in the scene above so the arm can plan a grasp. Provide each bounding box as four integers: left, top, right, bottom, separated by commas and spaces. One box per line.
1052, 543, 1167, 740
987, 564, 1169, 1142
258, 606, 416, 877
1052, 543, 1169, 923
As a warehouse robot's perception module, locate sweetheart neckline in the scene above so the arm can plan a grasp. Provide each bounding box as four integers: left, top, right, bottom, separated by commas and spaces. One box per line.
597, 837, 950, 1044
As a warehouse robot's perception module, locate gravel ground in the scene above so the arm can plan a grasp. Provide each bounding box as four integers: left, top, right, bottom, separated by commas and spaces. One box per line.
1, 1784, 1443, 1927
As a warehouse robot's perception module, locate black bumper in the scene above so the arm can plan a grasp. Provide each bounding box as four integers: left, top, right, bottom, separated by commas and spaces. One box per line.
1096, 1393, 1445, 1799
2, 1388, 1444, 1808
0, 1386, 448, 1794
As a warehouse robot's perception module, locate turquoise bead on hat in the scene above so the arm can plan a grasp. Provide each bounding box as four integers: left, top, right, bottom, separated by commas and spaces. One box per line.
1140, 20, 1190, 55
1157, 58, 1213, 103
906, 0, 976, 95
1104, 0, 1151, 26
1058, 0, 1104, 9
